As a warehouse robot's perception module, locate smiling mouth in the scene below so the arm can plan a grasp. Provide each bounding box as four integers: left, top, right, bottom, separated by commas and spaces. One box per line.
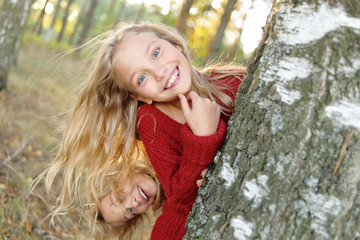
138, 186, 149, 200
165, 67, 179, 89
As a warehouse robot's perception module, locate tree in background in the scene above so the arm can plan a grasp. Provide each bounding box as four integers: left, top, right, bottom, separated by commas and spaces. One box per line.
207, 0, 238, 62
104, 0, 117, 22
0, 0, 33, 91
176, 0, 195, 33
133, 2, 145, 23
225, 0, 252, 62
185, 0, 360, 239
45, 0, 62, 42
68, 0, 89, 45
112, 0, 127, 28
76, 0, 99, 46
25, 0, 250, 63
57, 0, 76, 42
32, 0, 49, 35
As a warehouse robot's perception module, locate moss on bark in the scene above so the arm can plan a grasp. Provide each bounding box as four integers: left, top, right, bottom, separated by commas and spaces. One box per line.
184, 0, 360, 239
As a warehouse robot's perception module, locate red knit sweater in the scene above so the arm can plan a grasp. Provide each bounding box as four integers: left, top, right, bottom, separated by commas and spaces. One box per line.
137, 76, 242, 240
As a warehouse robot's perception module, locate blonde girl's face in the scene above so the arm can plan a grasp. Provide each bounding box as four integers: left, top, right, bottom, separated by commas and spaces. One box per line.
100, 174, 158, 223
113, 32, 192, 104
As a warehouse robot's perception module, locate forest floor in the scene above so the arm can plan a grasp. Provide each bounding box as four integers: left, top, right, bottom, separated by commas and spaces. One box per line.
0, 40, 91, 239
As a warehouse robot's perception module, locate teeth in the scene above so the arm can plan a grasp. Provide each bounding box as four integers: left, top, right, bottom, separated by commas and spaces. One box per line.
138, 187, 148, 200
166, 69, 179, 88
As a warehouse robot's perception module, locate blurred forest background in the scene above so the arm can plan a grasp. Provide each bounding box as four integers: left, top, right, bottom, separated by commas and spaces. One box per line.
0, 0, 271, 239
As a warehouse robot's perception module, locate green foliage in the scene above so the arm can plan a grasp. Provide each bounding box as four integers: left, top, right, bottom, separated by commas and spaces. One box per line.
27, 0, 251, 61
22, 32, 73, 52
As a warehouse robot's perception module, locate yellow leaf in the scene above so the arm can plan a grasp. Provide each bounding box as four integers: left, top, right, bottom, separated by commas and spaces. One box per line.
35, 150, 43, 157
25, 218, 32, 233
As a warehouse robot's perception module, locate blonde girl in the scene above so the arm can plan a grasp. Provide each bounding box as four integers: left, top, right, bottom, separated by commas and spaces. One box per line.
111, 22, 245, 239
38, 21, 245, 239
93, 141, 165, 240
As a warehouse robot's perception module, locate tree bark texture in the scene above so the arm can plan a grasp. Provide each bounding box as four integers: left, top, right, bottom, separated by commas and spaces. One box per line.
0, 0, 33, 90
185, 0, 360, 239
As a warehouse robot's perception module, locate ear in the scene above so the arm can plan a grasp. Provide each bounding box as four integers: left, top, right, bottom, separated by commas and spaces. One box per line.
130, 93, 153, 105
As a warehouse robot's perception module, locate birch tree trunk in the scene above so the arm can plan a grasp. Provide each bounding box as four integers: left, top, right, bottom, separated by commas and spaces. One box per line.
0, 0, 33, 91
185, 0, 360, 239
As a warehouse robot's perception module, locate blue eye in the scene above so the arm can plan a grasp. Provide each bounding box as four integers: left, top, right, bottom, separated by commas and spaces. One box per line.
153, 48, 160, 59
129, 208, 135, 215
138, 74, 146, 85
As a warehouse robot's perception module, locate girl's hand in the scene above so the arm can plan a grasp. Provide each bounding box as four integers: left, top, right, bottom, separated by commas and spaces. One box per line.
178, 91, 221, 136
196, 168, 208, 188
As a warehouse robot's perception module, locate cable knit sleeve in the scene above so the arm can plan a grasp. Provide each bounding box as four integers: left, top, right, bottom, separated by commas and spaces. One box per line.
137, 106, 227, 204
140, 74, 243, 240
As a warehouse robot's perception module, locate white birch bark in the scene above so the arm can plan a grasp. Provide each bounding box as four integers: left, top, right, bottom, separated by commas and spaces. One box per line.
185, 0, 360, 239
0, 0, 33, 90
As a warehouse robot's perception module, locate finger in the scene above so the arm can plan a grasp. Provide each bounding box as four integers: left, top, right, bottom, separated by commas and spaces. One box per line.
200, 168, 208, 178
196, 179, 202, 188
186, 91, 199, 101
178, 93, 191, 113
201, 178, 207, 187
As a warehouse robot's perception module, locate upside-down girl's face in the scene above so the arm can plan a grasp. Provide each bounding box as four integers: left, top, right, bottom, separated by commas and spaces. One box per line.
113, 32, 192, 105
100, 174, 158, 223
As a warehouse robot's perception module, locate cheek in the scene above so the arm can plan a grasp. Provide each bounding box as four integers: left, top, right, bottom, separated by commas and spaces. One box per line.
139, 202, 152, 214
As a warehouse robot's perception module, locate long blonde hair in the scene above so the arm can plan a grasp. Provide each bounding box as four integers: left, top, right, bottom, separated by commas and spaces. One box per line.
91, 141, 164, 240
34, 21, 245, 237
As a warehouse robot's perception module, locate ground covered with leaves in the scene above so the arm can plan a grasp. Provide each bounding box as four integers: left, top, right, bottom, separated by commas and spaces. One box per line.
0, 40, 91, 239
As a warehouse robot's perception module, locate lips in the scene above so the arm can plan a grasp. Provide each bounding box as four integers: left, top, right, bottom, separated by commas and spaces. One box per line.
138, 186, 149, 201
164, 66, 179, 90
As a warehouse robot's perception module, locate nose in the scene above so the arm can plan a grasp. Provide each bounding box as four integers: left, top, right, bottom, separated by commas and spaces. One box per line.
123, 194, 139, 208
152, 65, 166, 81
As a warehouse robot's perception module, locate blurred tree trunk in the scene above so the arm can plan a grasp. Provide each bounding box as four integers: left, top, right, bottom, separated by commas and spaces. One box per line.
106, 0, 117, 21
113, 0, 126, 27
32, 0, 49, 35
175, 0, 195, 33
69, 0, 89, 45
45, 0, 62, 42
185, 0, 360, 239
57, 0, 75, 42
0, 0, 33, 91
226, 30, 241, 62
207, 0, 237, 62
226, 1, 252, 62
135, 3, 145, 23
76, 0, 99, 46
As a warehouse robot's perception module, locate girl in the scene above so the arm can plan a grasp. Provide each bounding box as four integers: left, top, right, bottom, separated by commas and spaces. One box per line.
93, 141, 165, 240
110, 22, 245, 239
38, 22, 245, 239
